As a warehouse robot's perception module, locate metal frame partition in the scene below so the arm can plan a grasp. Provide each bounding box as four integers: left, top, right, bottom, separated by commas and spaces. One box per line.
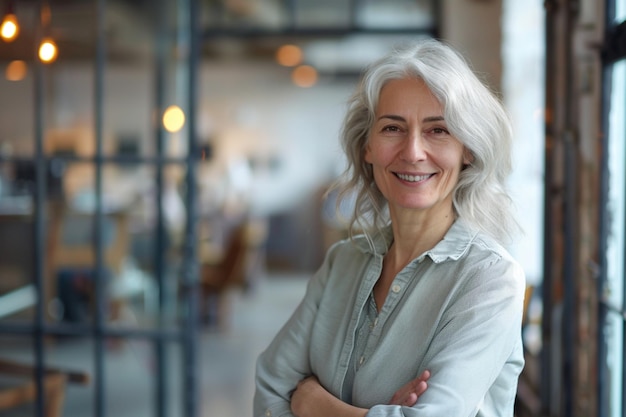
542, 1, 577, 413
0, 0, 201, 416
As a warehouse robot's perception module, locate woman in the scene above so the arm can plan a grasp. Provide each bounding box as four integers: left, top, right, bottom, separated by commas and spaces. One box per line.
254, 39, 526, 417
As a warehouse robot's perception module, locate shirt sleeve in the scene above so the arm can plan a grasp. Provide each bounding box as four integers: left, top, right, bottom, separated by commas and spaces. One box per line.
253, 245, 336, 417
367, 254, 526, 417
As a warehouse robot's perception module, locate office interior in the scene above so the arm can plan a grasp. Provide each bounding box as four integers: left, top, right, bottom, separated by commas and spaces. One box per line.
0, 0, 624, 416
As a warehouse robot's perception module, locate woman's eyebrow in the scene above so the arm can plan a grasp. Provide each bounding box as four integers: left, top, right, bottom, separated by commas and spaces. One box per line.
376, 115, 446, 123
423, 116, 445, 123
377, 114, 406, 122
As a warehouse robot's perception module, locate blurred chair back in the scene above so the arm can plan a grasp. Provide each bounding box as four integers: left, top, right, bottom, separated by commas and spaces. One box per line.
47, 203, 131, 321
198, 217, 268, 329
49, 204, 129, 276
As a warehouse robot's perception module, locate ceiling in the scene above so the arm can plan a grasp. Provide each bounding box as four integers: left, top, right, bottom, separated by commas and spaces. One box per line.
0, 0, 436, 72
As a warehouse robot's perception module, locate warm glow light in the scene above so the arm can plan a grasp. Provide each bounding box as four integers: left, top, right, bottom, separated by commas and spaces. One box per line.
291, 65, 318, 88
276, 44, 302, 67
1, 14, 19, 42
163, 105, 185, 133
6, 60, 27, 81
38, 38, 58, 63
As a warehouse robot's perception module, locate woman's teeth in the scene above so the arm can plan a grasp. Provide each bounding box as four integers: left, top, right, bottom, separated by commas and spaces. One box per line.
397, 173, 431, 182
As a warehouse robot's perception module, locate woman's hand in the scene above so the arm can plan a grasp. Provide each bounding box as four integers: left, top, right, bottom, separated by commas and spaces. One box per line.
290, 376, 326, 417
290, 371, 429, 417
388, 370, 431, 407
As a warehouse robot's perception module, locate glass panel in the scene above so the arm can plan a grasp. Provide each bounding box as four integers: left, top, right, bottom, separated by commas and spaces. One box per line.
2, 0, 196, 416
0, 334, 93, 417
101, 164, 184, 331
0, 336, 186, 417
502, 0, 545, 353
167, 341, 183, 417
202, 0, 288, 30
104, 339, 154, 417
201, 0, 436, 31
0, 209, 36, 324
356, 0, 435, 29
616, 0, 625, 22
0, 66, 34, 158
47, 337, 95, 417
606, 58, 626, 417
104, 63, 155, 159
292, 0, 352, 28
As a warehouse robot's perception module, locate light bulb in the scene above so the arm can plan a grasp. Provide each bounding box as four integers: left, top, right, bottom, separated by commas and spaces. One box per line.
1, 14, 19, 42
163, 105, 185, 133
38, 38, 58, 63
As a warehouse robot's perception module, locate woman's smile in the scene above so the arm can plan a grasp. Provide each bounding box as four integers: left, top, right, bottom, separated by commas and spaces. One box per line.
394, 172, 435, 183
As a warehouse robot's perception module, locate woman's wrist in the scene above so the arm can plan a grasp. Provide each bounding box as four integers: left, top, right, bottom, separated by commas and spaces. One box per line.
291, 376, 367, 417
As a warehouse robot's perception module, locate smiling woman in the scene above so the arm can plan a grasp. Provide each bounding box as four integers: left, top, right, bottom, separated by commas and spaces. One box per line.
254, 39, 526, 417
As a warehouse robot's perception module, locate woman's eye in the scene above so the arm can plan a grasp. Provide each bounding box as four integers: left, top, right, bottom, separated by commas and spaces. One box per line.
382, 125, 400, 132
431, 127, 449, 135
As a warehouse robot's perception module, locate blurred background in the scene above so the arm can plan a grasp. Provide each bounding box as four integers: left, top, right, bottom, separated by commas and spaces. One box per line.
0, 0, 623, 416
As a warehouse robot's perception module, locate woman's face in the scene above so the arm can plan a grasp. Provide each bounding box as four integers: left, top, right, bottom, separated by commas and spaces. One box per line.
365, 77, 470, 217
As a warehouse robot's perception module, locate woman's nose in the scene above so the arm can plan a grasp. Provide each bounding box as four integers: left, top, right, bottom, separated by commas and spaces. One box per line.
401, 132, 427, 162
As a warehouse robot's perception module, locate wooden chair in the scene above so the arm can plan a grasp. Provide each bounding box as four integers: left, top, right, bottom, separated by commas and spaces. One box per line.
47, 203, 132, 323
0, 205, 66, 320
0, 358, 89, 417
0, 212, 38, 319
0, 207, 92, 416
198, 218, 267, 329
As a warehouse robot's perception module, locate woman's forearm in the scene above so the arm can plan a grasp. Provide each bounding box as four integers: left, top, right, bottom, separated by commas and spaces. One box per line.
290, 376, 367, 417
290, 371, 429, 417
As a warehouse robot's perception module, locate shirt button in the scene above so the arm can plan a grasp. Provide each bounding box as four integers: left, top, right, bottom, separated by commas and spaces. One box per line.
359, 356, 365, 365
373, 318, 378, 327
265, 410, 271, 417
391, 284, 401, 293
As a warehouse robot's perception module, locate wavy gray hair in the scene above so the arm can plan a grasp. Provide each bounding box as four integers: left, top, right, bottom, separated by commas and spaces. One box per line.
333, 38, 519, 245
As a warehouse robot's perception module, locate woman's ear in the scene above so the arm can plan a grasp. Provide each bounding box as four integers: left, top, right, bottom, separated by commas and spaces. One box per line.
462, 148, 474, 166
364, 143, 373, 164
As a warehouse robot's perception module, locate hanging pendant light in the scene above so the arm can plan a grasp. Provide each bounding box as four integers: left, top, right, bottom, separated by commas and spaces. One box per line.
0, 4, 19, 42
38, 38, 58, 63
38, 2, 57, 64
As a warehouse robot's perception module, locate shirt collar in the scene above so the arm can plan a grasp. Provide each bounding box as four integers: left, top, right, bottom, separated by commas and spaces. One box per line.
353, 218, 478, 264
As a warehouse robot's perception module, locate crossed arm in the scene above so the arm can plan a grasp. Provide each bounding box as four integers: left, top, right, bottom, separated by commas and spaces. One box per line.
255, 245, 525, 417
290, 370, 431, 417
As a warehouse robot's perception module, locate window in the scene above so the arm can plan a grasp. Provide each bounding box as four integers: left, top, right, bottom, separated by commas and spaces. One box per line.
599, 1, 626, 416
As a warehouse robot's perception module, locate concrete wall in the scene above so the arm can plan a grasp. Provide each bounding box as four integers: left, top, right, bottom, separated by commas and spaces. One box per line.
442, 0, 503, 91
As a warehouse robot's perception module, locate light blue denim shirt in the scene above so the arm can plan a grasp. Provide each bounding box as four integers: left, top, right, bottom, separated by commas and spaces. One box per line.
254, 219, 526, 417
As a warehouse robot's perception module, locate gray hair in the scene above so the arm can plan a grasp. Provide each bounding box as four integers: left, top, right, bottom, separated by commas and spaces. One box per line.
333, 38, 519, 245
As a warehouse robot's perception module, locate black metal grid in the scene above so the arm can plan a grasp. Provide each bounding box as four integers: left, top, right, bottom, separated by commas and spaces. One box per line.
0, 0, 202, 416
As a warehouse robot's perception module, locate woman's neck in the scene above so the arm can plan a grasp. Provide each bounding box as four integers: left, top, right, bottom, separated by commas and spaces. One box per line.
387, 208, 456, 270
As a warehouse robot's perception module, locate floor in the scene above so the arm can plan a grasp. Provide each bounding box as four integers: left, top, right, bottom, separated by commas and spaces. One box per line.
0, 272, 309, 417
